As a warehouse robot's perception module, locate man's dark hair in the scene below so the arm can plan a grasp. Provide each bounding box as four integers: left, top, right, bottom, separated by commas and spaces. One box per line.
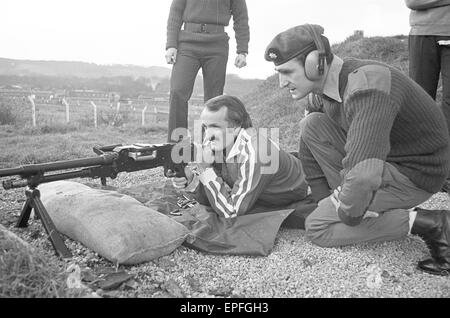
204, 95, 253, 129
295, 35, 334, 65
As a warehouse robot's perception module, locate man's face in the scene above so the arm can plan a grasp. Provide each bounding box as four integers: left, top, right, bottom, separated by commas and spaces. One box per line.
200, 107, 239, 152
275, 59, 316, 100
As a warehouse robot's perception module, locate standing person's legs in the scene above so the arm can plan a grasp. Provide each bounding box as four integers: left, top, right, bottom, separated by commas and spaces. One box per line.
299, 113, 433, 247
201, 52, 228, 102
168, 49, 201, 142
410, 35, 450, 188
408, 35, 441, 99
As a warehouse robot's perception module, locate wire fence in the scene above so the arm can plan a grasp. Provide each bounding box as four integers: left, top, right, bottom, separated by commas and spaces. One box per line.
0, 95, 203, 129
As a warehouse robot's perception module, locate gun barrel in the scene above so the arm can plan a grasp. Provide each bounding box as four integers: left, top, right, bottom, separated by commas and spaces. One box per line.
2, 168, 95, 189
0, 153, 118, 178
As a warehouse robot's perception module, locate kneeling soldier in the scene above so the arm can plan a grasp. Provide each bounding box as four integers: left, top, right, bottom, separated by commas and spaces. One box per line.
265, 24, 450, 276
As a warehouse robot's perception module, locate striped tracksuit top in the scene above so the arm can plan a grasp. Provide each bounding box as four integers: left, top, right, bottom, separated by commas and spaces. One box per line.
187, 128, 308, 218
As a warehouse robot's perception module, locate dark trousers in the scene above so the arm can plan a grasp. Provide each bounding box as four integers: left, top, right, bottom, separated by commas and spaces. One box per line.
167, 45, 228, 142
409, 35, 450, 138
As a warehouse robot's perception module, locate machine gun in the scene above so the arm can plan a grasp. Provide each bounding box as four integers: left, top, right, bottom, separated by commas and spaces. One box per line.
0, 141, 194, 258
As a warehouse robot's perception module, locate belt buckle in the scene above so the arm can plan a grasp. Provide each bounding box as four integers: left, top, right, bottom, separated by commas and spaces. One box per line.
200, 23, 207, 33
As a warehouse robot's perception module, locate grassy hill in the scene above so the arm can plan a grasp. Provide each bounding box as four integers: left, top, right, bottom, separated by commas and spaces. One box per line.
0, 57, 171, 79
242, 34, 409, 151
0, 57, 263, 99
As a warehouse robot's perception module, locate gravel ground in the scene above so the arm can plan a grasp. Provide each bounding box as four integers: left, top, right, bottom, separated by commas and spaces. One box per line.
1, 169, 449, 298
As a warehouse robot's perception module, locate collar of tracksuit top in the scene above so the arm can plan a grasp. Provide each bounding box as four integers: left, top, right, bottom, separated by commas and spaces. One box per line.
226, 127, 258, 161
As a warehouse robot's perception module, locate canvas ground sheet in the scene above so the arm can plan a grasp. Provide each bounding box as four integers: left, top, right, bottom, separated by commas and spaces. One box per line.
113, 179, 318, 256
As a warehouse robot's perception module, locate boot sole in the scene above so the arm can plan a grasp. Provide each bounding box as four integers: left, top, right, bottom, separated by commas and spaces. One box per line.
417, 264, 450, 276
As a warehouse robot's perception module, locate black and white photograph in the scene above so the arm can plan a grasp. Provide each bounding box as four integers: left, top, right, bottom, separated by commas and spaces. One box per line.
0, 0, 449, 302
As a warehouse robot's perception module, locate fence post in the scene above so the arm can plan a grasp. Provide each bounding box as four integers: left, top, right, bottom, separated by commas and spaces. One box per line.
28, 95, 36, 127
141, 105, 147, 126
113, 101, 121, 126
153, 106, 158, 124
62, 98, 70, 124
116, 101, 121, 117
90, 101, 98, 129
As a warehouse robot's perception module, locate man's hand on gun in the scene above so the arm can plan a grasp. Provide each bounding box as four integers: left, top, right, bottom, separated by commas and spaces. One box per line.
170, 138, 215, 190
172, 166, 194, 189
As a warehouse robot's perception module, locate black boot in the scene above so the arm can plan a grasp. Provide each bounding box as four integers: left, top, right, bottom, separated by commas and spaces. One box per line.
411, 208, 450, 276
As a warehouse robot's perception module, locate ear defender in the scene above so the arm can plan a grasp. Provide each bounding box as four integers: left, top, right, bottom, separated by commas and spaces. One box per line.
304, 24, 327, 81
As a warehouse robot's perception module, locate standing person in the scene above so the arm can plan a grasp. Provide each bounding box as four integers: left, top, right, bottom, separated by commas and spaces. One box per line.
405, 0, 450, 191
165, 0, 250, 142
264, 24, 450, 276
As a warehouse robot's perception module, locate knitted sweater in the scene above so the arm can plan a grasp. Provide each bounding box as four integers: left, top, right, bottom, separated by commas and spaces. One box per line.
166, 0, 250, 54
301, 57, 450, 226
405, 0, 450, 35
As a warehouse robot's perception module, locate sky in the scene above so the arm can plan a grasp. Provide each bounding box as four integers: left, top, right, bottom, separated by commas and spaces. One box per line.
1, 0, 411, 79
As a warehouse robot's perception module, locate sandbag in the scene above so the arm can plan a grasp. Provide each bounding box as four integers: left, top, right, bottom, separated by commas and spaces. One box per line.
39, 181, 190, 265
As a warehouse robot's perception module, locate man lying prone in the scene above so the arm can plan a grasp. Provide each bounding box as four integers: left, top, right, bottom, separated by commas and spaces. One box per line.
171, 94, 310, 222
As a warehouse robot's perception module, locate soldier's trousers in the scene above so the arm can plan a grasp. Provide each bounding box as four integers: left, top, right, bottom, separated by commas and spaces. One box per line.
409, 35, 450, 138
300, 113, 433, 247
167, 42, 228, 142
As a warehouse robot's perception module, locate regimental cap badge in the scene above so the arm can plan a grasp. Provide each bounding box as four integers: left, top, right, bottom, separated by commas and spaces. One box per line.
265, 48, 282, 64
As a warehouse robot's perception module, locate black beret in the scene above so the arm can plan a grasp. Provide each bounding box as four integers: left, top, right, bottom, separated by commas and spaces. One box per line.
265, 24, 325, 66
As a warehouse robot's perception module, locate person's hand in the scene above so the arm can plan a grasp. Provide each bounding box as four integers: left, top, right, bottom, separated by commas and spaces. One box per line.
192, 140, 215, 171
330, 186, 379, 219
165, 48, 178, 64
234, 53, 247, 68
171, 166, 195, 189
329, 187, 341, 210
202, 140, 215, 164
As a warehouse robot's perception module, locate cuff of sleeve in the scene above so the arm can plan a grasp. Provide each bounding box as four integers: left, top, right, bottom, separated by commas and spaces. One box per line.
184, 174, 200, 193
166, 39, 178, 50
199, 167, 217, 185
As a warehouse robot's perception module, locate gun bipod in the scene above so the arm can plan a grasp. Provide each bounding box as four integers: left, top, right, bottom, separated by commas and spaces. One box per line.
17, 187, 72, 258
